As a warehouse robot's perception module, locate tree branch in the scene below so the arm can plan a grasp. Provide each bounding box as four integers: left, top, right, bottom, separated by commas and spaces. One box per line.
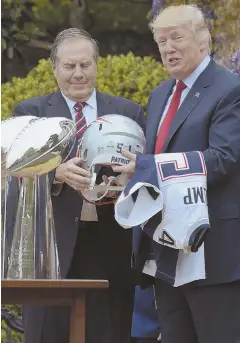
26, 39, 53, 50
69, 0, 92, 29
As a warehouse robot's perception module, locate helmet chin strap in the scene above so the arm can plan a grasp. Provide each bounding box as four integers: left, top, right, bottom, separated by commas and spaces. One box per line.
89, 168, 97, 190
83, 177, 122, 202
82, 165, 128, 204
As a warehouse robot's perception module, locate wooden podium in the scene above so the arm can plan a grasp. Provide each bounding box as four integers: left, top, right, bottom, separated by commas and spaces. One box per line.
1, 279, 109, 343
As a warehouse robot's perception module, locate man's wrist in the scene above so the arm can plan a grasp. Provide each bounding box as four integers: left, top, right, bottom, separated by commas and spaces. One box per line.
54, 166, 64, 184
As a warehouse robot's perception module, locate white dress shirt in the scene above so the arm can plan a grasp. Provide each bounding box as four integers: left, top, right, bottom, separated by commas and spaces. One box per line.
61, 88, 97, 126
158, 55, 211, 130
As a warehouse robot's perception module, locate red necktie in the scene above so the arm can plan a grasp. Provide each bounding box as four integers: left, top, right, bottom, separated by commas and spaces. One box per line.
74, 102, 87, 137
154, 80, 186, 154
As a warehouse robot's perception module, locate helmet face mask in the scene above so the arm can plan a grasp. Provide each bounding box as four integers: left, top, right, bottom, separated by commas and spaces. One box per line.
77, 114, 146, 205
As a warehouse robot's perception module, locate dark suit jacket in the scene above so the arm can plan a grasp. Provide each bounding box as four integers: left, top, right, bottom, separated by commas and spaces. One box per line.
136, 59, 240, 286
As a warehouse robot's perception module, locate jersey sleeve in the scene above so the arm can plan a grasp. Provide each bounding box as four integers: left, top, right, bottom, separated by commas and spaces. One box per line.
114, 155, 163, 228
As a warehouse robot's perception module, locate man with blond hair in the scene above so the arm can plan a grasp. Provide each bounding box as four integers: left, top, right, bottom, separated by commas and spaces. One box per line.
113, 4, 240, 343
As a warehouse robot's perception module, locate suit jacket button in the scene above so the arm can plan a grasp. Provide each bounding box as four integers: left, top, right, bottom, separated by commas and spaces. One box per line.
74, 217, 79, 222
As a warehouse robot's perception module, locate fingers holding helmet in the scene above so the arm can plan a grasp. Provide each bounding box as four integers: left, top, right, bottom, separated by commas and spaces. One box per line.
112, 149, 137, 176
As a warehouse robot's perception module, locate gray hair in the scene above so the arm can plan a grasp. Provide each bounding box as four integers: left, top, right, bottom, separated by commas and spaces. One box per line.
150, 4, 212, 54
50, 28, 99, 66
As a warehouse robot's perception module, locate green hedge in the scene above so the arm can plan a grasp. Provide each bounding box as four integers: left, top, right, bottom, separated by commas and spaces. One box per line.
1, 52, 169, 119
1, 305, 23, 343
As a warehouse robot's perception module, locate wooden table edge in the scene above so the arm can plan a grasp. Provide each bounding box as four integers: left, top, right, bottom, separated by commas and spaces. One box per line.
1, 279, 109, 289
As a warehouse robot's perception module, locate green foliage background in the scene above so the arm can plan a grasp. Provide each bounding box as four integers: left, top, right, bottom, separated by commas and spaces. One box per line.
1, 53, 169, 119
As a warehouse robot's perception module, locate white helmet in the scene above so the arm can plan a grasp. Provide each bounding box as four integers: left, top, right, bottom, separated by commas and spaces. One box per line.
77, 114, 146, 204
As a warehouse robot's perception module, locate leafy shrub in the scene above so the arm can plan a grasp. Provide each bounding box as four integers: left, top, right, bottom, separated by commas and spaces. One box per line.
1, 305, 23, 343
1, 52, 169, 119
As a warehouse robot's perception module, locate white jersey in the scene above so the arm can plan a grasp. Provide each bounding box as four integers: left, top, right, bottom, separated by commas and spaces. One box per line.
114, 151, 210, 286
115, 151, 210, 252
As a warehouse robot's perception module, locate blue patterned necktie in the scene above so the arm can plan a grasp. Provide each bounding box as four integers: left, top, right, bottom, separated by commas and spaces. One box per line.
74, 102, 87, 137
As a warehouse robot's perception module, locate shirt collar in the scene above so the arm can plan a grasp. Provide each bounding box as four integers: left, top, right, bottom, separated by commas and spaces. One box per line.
61, 88, 97, 112
181, 55, 211, 89
86, 88, 97, 110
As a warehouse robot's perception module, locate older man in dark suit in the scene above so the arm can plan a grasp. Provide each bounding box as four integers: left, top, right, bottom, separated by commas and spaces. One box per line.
112, 4, 240, 343
10, 28, 145, 343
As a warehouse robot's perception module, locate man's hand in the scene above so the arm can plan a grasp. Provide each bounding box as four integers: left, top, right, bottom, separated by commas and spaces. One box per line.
55, 157, 92, 192
112, 150, 137, 176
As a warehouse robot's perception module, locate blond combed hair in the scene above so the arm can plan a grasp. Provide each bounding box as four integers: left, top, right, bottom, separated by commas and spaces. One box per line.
150, 4, 212, 53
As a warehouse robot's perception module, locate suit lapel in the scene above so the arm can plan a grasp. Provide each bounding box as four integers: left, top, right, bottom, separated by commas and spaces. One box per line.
46, 89, 74, 157
47, 89, 72, 120
96, 90, 113, 116
47, 89, 113, 120
162, 60, 215, 152
147, 78, 175, 153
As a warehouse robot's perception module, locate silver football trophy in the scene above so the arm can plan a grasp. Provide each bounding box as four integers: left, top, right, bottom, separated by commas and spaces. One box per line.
1, 116, 37, 278
4, 117, 76, 280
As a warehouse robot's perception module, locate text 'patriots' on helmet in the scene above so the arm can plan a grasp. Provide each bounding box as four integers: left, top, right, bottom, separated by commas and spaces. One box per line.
77, 114, 146, 204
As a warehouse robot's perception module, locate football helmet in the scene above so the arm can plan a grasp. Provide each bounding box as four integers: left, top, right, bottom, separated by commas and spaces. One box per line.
77, 114, 146, 204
